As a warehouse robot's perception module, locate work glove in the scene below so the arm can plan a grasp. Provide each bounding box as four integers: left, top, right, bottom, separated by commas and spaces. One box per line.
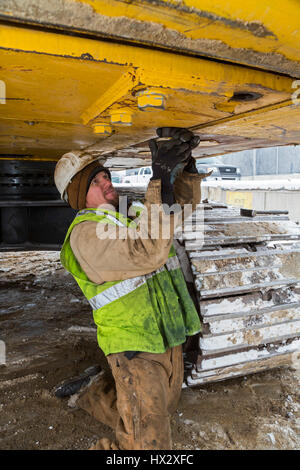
149, 127, 200, 206
184, 156, 198, 174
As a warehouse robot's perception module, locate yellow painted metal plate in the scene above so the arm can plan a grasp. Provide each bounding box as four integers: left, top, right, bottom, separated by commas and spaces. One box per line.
1, 1, 300, 77
0, 22, 298, 164
200, 103, 300, 143
226, 191, 253, 210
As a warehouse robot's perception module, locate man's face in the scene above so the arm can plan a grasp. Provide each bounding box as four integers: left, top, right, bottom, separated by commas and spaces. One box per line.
85, 171, 118, 208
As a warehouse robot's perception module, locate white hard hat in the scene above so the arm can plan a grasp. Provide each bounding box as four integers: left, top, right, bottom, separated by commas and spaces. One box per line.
54, 151, 101, 202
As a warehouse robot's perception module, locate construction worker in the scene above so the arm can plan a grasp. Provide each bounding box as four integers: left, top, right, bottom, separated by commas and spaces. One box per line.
54, 127, 206, 450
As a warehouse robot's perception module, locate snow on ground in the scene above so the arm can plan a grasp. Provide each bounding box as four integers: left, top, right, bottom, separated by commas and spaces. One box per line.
115, 179, 300, 192
203, 179, 300, 191
1, 251, 300, 450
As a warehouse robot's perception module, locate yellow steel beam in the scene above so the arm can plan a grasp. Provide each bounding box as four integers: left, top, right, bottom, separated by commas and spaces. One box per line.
0, 22, 299, 161
81, 70, 139, 125
0, 24, 294, 95
74, 0, 300, 69
203, 102, 300, 142
190, 99, 293, 131
2, 0, 299, 77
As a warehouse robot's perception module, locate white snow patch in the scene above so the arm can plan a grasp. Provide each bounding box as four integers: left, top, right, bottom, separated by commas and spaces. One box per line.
267, 433, 276, 445
203, 179, 300, 191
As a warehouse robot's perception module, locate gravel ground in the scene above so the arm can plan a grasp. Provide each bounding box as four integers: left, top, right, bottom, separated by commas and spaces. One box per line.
0, 252, 299, 450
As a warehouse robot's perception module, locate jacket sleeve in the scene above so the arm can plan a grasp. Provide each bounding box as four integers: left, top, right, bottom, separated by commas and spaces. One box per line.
70, 180, 182, 283
173, 171, 208, 210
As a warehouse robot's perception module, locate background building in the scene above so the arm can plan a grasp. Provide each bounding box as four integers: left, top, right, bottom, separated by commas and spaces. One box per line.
219, 145, 300, 179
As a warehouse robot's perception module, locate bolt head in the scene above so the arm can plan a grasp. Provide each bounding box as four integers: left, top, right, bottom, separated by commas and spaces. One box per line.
137, 89, 166, 111
92, 123, 112, 135
110, 109, 133, 126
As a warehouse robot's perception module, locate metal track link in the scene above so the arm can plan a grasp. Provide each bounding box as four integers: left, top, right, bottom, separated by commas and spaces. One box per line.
182, 201, 300, 385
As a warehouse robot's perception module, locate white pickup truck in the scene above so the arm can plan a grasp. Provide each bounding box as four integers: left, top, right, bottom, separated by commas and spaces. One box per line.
122, 166, 153, 185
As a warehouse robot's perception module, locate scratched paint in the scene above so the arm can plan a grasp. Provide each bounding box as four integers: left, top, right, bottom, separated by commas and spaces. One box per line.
1, 0, 300, 77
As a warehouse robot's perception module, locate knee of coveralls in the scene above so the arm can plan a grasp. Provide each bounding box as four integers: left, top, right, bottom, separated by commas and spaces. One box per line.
107, 345, 183, 450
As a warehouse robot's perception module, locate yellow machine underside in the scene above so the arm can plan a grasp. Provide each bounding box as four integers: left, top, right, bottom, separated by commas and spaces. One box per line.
0, 1, 300, 167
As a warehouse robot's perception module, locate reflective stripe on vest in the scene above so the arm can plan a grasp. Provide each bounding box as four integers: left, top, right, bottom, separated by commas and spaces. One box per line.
76, 209, 126, 227
87, 254, 181, 310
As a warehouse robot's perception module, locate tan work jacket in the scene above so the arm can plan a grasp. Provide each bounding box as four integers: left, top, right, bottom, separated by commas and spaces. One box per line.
70, 172, 204, 283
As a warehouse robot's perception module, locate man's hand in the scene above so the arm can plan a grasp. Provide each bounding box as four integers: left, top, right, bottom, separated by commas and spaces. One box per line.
149, 127, 200, 206
184, 156, 198, 174
149, 127, 199, 178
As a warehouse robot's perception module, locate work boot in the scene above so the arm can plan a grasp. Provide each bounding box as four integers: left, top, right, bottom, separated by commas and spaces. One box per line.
53, 365, 102, 398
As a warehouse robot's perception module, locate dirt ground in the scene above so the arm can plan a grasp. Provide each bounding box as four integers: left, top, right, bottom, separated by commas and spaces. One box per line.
0, 251, 299, 450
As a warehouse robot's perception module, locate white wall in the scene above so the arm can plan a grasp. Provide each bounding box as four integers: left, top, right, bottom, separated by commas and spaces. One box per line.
202, 182, 300, 224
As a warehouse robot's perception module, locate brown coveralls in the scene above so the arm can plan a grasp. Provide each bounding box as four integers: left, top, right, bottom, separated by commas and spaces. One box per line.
69, 173, 204, 450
